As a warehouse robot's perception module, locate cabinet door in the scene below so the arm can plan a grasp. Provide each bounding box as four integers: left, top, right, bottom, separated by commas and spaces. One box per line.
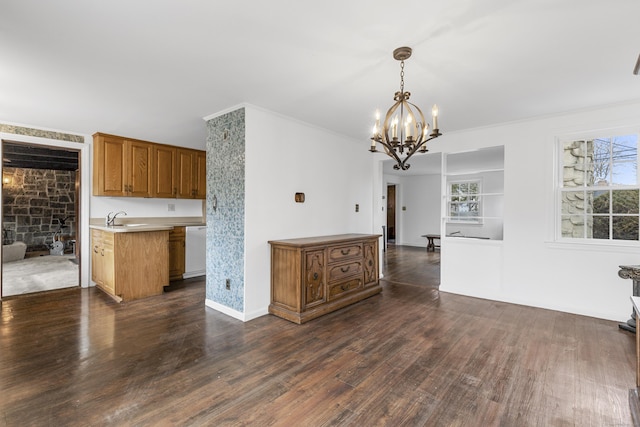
93, 134, 127, 196
194, 150, 206, 199
176, 149, 194, 198
168, 227, 185, 280
152, 145, 177, 198
304, 250, 325, 307
127, 140, 153, 197
101, 234, 115, 295
91, 230, 103, 284
363, 241, 378, 286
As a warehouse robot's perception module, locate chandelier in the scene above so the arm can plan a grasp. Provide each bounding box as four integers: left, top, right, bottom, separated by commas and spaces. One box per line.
369, 47, 441, 170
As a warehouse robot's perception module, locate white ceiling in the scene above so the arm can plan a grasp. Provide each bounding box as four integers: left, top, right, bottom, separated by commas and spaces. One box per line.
1, 1, 640, 153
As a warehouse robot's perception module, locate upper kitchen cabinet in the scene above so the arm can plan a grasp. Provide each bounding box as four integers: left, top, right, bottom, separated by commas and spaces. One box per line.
152, 144, 177, 198
93, 133, 153, 197
177, 148, 206, 199
93, 132, 205, 199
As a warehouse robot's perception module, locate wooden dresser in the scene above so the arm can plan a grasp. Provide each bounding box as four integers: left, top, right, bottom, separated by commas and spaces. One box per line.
268, 234, 381, 324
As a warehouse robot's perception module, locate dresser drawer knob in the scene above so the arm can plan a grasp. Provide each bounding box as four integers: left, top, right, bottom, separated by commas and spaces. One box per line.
341, 283, 350, 291
313, 272, 318, 280
341, 249, 350, 256
340, 266, 350, 273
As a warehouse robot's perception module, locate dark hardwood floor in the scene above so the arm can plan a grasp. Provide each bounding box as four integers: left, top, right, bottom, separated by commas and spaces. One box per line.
0, 245, 635, 426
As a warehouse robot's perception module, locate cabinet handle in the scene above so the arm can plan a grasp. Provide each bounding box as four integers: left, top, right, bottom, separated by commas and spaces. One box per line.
173, 187, 177, 196
341, 249, 350, 256
313, 272, 318, 280
94, 245, 98, 253
340, 266, 350, 273
341, 283, 350, 291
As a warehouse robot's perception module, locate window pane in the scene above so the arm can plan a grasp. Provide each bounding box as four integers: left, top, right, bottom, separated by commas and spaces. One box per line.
561, 215, 587, 238
561, 191, 586, 214
612, 189, 639, 214
613, 216, 639, 240
563, 141, 585, 187
588, 138, 610, 186
469, 182, 479, 193
611, 135, 638, 185
591, 190, 609, 214
591, 216, 609, 239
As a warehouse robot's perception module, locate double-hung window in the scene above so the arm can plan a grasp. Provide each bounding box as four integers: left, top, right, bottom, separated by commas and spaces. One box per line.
448, 180, 482, 223
559, 133, 639, 241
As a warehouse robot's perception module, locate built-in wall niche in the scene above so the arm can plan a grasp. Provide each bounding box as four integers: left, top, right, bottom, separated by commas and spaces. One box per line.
443, 146, 504, 241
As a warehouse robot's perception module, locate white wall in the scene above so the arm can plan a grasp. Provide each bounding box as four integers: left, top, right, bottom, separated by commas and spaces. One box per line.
90, 196, 204, 220
432, 101, 640, 322
243, 105, 375, 319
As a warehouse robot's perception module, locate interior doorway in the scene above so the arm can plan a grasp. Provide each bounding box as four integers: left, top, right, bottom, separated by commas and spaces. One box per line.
386, 184, 396, 244
1, 140, 80, 297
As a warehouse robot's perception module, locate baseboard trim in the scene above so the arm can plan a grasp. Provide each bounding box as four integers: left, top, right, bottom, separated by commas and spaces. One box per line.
204, 299, 269, 322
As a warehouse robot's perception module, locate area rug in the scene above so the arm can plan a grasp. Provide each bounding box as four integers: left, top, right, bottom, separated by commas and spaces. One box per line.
3, 254, 78, 296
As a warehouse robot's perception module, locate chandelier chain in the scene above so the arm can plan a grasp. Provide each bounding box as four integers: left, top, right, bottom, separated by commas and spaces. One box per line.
400, 60, 405, 93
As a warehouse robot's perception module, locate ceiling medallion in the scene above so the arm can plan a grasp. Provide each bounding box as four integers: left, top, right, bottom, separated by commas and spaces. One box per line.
370, 47, 441, 170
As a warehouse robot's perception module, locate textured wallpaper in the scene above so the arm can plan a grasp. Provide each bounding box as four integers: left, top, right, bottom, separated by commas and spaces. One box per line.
205, 108, 246, 312
0, 124, 84, 143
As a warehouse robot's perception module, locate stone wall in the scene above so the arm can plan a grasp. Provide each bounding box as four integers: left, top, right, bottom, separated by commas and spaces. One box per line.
562, 140, 594, 238
2, 167, 76, 252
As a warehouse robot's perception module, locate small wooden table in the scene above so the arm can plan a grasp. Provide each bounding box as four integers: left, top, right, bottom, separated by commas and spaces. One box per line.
422, 234, 440, 252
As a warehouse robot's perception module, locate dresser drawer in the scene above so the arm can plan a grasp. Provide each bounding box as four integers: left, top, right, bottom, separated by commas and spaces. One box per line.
328, 243, 363, 263
328, 276, 363, 300
328, 260, 363, 282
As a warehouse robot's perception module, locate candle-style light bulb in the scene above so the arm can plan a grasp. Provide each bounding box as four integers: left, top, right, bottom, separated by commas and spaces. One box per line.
432, 104, 439, 130
372, 124, 379, 148
392, 116, 398, 139
406, 115, 413, 139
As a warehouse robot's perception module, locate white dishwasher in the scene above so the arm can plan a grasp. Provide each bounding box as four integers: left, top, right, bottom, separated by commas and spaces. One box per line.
184, 225, 206, 278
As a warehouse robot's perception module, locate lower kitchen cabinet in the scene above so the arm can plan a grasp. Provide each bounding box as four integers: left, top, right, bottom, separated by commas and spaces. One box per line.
91, 228, 169, 302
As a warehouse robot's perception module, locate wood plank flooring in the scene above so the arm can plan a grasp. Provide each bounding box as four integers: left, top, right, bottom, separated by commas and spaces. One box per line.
0, 245, 635, 426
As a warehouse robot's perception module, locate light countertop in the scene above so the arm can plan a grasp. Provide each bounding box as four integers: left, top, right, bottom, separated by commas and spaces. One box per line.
89, 217, 205, 233
89, 224, 175, 233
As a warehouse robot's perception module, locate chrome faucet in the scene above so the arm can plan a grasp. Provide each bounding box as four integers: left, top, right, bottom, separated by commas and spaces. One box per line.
106, 211, 127, 226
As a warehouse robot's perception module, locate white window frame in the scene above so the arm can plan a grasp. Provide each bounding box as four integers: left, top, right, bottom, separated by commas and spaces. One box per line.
557, 132, 640, 243
447, 179, 483, 224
